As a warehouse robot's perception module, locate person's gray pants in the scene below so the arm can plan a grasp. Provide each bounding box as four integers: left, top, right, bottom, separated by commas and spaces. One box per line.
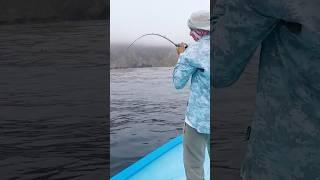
183, 123, 210, 180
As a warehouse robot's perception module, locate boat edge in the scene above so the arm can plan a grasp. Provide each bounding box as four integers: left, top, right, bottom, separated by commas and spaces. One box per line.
111, 135, 183, 180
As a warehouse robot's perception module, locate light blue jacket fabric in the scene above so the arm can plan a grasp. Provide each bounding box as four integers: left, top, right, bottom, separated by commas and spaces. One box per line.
173, 35, 210, 134
212, 0, 320, 179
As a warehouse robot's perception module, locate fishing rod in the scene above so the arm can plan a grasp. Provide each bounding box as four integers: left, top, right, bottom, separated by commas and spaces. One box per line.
127, 33, 204, 72
127, 33, 188, 50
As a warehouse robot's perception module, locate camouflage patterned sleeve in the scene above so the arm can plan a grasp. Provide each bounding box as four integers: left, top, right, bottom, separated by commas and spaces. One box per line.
212, 0, 279, 87
172, 54, 197, 90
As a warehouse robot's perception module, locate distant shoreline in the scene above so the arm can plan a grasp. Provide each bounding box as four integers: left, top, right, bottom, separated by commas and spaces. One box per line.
110, 65, 174, 70
111, 43, 175, 49
111, 44, 178, 69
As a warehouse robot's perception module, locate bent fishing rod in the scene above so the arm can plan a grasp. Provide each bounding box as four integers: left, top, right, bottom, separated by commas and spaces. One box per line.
127, 33, 204, 72
127, 33, 188, 50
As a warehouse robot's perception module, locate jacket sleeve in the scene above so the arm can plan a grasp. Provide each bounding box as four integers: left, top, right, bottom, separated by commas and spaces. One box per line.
172, 53, 197, 90
212, 0, 279, 88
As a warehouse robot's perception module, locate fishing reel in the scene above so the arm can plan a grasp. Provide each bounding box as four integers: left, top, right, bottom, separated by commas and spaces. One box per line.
175, 43, 188, 49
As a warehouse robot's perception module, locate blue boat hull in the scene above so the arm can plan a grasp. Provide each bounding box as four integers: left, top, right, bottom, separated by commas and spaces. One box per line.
111, 135, 210, 180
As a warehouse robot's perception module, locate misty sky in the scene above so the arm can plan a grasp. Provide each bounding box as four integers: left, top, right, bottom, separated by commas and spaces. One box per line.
110, 0, 210, 46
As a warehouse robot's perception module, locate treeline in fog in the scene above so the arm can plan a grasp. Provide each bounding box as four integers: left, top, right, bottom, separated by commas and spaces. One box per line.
111, 44, 178, 69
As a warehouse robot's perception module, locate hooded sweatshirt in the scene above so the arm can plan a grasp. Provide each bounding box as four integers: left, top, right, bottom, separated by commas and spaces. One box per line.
173, 35, 210, 134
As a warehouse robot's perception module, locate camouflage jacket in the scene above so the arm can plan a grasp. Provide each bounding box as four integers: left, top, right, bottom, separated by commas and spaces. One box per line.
212, 0, 320, 179
173, 35, 210, 134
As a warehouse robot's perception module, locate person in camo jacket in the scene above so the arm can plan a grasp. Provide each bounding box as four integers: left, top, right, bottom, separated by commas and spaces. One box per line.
211, 0, 320, 179
173, 10, 210, 180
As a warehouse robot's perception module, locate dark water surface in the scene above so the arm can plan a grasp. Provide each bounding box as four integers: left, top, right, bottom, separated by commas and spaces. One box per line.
0, 20, 108, 179
110, 67, 189, 176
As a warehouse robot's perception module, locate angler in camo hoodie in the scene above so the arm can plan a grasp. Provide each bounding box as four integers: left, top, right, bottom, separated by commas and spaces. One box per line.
172, 10, 210, 180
